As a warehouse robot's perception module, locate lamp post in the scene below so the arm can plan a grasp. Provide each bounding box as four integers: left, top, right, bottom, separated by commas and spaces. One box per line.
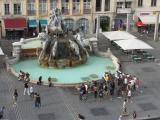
154, 11, 159, 41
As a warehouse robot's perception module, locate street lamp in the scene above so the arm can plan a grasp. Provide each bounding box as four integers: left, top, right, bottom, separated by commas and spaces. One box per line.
154, 11, 159, 41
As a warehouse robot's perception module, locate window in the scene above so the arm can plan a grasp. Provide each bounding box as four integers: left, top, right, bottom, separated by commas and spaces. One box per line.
105, 0, 110, 11
125, 2, 132, 8
76, 18, 89, 32
62, 0, 69, 14
27, 0, 35, 15
96, 0, 101, 11
73, 0, 80, 14
84, 0, 90, 9
4, 4, 10, 15
39, 0, 46, 14
138, 0, 143, 7
50, 0, 57, 10
83, 0, 91, 14
14, 3, 21, 15
151, 0, 157, 6
64, 19, 74, 31
117, 2, 123, 8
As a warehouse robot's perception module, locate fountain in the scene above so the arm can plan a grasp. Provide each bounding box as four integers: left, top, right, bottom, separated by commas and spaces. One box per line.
10, 8, 118, 85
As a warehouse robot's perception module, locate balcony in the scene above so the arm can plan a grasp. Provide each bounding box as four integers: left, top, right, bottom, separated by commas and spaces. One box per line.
62, 9, 69, 15
27, 10, 36, 16
116, 8, 132, 14
83, 9, 91, 14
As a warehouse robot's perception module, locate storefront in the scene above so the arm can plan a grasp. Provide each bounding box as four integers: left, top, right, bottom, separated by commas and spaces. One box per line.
3, 18, 27, 40
114, 14, 127, 31
28, 19, 37, 37
136, 12, 160, 33
39, 20, 48, 32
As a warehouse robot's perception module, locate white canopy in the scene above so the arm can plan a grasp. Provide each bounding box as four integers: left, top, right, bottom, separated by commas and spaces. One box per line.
102, 31, 136, 41
0, 47, 4, 55
139, 15, 160, 24
114, 38, 153, 50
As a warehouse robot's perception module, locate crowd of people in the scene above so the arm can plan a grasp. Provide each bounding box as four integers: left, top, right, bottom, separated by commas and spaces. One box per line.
18, 70, 53, 87
15, 69, 141, 119
78, 70, 140, 101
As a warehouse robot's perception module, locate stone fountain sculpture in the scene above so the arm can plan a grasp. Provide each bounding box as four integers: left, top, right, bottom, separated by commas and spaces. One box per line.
38, 8, 91, 68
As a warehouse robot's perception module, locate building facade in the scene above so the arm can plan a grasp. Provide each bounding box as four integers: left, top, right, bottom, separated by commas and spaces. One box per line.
93, 0, 116, 32
0, 0, 94, 38
114, 0, 135, 31
133, 0, 160, 32
0, 0, 27, 39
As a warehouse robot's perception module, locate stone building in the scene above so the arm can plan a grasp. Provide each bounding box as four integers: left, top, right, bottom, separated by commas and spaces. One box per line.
0, 0, 94, 38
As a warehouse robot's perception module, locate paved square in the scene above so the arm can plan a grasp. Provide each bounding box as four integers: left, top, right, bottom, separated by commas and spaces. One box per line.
138, 103, 158, 111
90, 107, 109, 116
141, 67, 156, 72
38, 113, 55, 120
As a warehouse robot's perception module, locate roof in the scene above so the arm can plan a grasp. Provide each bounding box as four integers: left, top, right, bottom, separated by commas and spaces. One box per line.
138, 15, 160, 24
114, 38, 153, 50
102, 31, 136, 41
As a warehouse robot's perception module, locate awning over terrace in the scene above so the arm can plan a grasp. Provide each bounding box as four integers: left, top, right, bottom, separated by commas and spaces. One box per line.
102, 31, 136, 41
138, 15, 160, 24
114, 38, 153, 50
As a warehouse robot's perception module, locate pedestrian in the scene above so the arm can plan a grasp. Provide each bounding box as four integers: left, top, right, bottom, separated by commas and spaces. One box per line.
93, 86, 98, 99
13, 89, 18, 105
0, 106, 5, 119
34, 93, 38, 107
48, 77, 53, 87
37, 76, 43, 85
24, 82, 30, 95
35, 94, 41, 108
99, 89, 103, 101
127, 89, 132, 102
133, 111, 137, 119
77, 114, 85, 120
118, 115, 122, 120
36, 94, 41, 108
122, 99, 128, 116
29, 85, 34, 98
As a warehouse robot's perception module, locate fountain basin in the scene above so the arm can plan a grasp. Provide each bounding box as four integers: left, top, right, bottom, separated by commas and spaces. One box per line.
11, 56, 116, 85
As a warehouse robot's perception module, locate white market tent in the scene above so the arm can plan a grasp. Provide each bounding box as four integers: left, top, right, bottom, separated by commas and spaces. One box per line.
138, 15, 160, 24
102, 31, 136, 41
114, 38, 153, 50
0, 47, 4, 55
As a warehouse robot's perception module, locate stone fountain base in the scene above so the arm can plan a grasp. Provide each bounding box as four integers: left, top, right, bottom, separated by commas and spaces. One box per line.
39, 56, 87, 68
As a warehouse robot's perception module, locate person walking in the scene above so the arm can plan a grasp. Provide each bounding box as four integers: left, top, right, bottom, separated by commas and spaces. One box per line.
24, 82, 30, 95
0, 106, 5, 119
122, 99, 128, 116
133, 110, 137, 119
127, 89, 132, 103
77, 114, 85, 120
29, 85, 34, 98
36, 94, 41, 108
13, 89, 18, 105
34, 93, 38, 107
93, 86, 98, 100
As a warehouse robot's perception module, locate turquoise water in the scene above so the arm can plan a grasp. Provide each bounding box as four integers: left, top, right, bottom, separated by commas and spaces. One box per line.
11, 56, 115, 84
